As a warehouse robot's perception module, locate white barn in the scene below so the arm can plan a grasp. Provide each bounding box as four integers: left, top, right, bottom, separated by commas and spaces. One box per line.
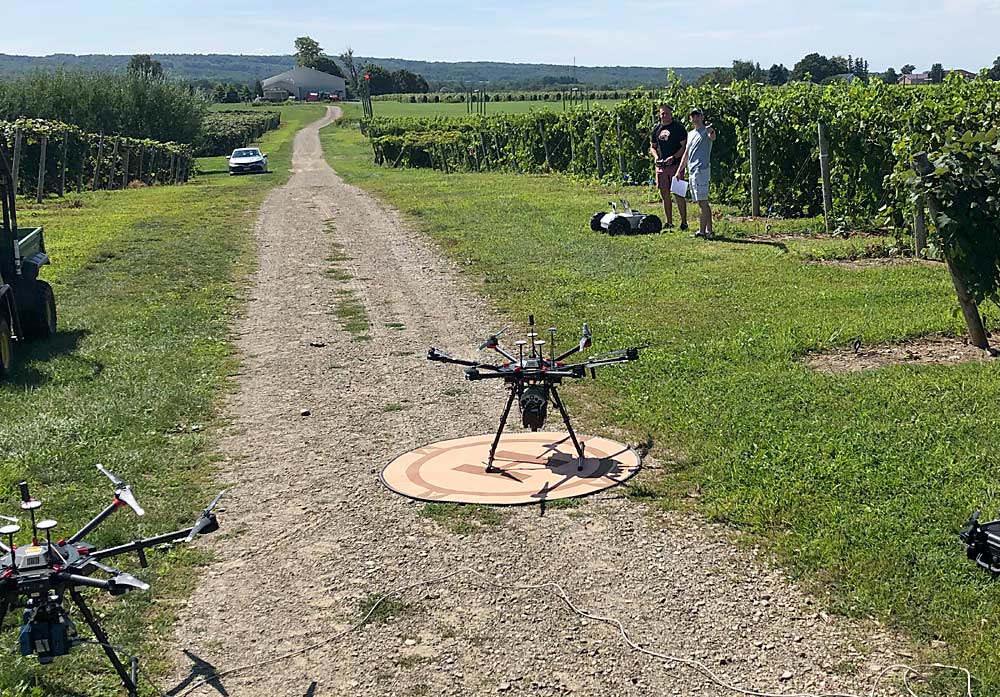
262, 66, 347, 101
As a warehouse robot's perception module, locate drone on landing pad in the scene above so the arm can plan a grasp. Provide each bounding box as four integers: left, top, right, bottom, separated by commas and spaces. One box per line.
0, 465, 224, 696
429, 316, 640, 473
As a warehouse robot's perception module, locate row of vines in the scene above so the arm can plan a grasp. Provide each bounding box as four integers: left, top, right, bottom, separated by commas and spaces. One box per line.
195, 110, 281, 157
374, 90, 635, 104
365, 75, 1000, 229
1, 118, 194, 196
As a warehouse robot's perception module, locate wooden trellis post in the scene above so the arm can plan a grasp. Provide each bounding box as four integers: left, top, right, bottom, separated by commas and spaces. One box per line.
616, 117, 625, 176
818, 121, 834, 232
59, 130, 68, 196
92, 134, 105, 191
914, 197, 928, 257
538, 123, 551, 171
136, 146, 144, 184
121, 148, 130, 189
11, 129, 22, 195
749, 121, 760, 217
108, 137, 119, 191
913, 152, 988, 349
36, 136, 47, 203
594, 130, 604, 179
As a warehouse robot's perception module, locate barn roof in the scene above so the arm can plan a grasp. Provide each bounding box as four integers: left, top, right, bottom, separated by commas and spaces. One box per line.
262, 66, 345, 90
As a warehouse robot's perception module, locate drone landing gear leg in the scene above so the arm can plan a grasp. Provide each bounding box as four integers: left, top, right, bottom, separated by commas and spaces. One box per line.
70, 590, 140, 697
550, 386, 586, 472
486, 388, 518, 473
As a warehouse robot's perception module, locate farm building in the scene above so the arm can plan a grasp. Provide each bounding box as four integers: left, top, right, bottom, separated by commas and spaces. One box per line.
262, 66, 346, 101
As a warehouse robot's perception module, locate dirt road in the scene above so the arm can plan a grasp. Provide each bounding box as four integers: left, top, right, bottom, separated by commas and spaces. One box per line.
168, 108, 910, 696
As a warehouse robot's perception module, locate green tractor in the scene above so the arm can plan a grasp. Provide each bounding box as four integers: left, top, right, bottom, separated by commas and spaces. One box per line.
0, 146, 57, 376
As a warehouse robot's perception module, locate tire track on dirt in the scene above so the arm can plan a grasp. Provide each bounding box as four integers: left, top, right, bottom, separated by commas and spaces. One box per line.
168, 108, 911, 697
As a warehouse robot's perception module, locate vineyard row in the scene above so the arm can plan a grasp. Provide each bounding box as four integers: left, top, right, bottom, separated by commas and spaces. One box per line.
364, 76, 1000, 230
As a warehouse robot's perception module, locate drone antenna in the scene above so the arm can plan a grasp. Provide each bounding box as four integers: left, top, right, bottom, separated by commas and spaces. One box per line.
548, 327, 557, 362
18, 482, 40, 544
528, 315, 537, 358
515, 340, 526, 365
0, 523, 19, 567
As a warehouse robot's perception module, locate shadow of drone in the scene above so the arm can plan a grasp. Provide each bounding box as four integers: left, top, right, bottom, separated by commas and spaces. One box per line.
167, 649, 229, 697
303, 681, 318, 696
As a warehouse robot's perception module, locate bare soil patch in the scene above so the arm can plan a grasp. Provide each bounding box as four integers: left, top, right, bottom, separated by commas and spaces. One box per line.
805, 334, 995, 373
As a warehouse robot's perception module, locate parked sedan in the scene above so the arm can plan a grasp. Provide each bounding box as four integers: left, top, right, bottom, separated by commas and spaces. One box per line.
228, 148, 268, 175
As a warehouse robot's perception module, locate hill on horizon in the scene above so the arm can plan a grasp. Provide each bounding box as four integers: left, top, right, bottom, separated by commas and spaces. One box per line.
0, 53, 714, 89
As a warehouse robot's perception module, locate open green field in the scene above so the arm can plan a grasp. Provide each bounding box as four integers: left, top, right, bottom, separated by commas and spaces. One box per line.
322, 105, 1000, 694
364, 99, 621, 118
0, 103, 325, 696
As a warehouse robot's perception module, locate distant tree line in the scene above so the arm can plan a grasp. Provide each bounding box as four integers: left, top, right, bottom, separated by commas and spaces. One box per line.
696, 53, 1000, 87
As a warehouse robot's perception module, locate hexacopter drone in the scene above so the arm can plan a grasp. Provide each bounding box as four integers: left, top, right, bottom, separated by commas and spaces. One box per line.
428, 316, 640, 472
0, 465, 224, 696
590, 200, 662, 236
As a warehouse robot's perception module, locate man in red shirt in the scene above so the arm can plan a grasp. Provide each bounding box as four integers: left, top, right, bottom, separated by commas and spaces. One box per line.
649, 104, 688, 230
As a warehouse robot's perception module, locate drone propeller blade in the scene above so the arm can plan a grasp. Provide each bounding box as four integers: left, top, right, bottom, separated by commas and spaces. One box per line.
478, 325, 511, 351
0, 515, 18, 523
184, 490, 225, 543
96, 463, 125, 487
110, 572, 150, 593
579, 323, 592, 351
96, 464, 145, 516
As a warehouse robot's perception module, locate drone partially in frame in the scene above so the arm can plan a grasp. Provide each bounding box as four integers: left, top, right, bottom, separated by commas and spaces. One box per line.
429, 316, 640, 473
0, 465, 224, 696
960, 510, 1000, 576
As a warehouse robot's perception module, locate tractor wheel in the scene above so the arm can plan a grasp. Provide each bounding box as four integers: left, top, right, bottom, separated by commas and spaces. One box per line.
639, 215, 663, 234
23, 281, 57, 340
0, 318, 12, 378
590, 212, 606, 232
607, 217, 631, 237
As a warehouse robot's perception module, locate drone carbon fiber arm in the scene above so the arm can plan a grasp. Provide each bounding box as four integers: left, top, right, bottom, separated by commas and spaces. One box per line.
428, 347, 502, 372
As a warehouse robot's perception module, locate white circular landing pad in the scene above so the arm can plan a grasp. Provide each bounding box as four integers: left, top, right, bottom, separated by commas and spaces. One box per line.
381, 432, 641, 505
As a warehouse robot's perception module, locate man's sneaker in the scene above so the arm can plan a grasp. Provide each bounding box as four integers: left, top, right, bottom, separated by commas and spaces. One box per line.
704, 230, 715, 240
692, 231, 706, 238
679, 223, 689, 232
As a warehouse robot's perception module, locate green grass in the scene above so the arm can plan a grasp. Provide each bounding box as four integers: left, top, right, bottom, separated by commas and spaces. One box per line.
364, 99, 621, 118
322, 109, 1000, 695
419, 503, 508, 535
0, 103, 325, 695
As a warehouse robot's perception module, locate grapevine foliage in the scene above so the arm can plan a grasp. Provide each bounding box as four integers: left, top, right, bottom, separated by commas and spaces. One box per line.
0, 118, 194, 194
365, 76, 1000, 230
195, 111, 281, 157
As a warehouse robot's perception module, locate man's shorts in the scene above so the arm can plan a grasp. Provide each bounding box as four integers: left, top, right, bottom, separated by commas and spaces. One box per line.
656, 164, 680, 192
689, 170, 710, 201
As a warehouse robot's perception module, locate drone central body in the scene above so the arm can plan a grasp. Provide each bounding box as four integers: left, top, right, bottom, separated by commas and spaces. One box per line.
429, 315, 639, 473
0, 466, 223, 695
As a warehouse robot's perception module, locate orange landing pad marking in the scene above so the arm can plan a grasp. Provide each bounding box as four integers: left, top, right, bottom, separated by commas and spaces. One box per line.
380, 432, 641, 505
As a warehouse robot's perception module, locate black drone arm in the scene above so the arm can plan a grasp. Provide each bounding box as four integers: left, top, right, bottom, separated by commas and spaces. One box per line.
429, 347, 502, 372
90, 520, 216, 562
428, 347, 479, 368
561, 347, 640, 376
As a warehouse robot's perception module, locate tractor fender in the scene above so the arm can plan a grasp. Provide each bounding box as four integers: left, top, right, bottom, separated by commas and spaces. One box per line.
20, 252, 49, 281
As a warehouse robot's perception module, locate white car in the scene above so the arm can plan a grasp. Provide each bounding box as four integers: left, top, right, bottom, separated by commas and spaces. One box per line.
228, 148, 268, 175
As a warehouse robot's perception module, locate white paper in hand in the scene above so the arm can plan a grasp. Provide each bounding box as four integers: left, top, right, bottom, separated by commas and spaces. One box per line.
670, 177, 689, 197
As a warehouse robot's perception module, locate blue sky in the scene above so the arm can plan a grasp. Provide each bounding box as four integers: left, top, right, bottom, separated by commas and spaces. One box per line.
5, 0, 999, 71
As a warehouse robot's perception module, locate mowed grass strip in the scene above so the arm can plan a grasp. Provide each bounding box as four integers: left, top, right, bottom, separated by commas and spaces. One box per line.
0, 104, 325, 696
322, 106, 1000, 695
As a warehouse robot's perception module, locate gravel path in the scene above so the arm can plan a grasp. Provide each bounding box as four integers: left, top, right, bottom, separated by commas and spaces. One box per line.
167, 108, 912, 697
